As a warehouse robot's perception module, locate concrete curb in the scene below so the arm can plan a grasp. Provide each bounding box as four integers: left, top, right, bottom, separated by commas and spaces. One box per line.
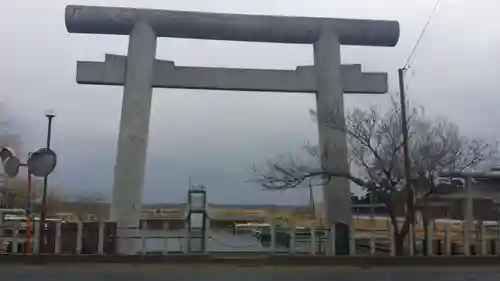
0, 254, 500, 267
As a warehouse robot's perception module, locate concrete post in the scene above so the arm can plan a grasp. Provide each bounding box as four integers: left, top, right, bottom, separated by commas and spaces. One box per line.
369, 233, 376, 255
204, 215, 210, 253
98, 221, 105, 254
12, 223, 18, 253
408, 224, 415, 256
463, 177, 473, 256
369, 218, 376, 255
426, 222, 433, 256
444, 221, 451, 256
76, 221, 83, 254
183, 231, 189, 254
290, 226, 296, 254
389, 222, 395, 256
480, 222, 487, 255
111, 22, 157, 255
270, 222, 276, 253
183, 217, 189, 254
0, 212, 4, 238
313, 31, 351, 255
349, 222, 356, 256
496, 221, 500, 255
162, 236, 168, 255
54, 221, 62, 254
140, 230, 147, 255
330, 224, 336, 256
310, 226, 317, 255
33, 221, 40, 254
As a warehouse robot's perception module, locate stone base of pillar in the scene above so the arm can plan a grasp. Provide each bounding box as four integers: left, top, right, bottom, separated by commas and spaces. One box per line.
116, 229, 139, 255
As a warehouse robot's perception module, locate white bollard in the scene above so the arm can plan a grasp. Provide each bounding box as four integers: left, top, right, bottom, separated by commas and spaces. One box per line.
290, 226, 296, 254
54, 221, 62, 254
162, 237, 168, 255
184, 228, 189, 254
330, 224, 336, 256
426, 222, 433, 256
0, 214, 4, 238
349, 223, 356, 256
76, 221, 83, 254
463, 177, 473, 256
310, 226, 316, 255
388, 223, 395, 256
369, 227, 376, 256
33, 221, 40, 254
444, 221, 451, 256
204, 216, 210, 253
480, 223, 487, 256
493, 236, 500, 256
12, 223, 18, 253
183, 217, 189, 253
270, 223, 276, 253
463, 222, 470, 256
140, 229, 147, 256
408, 224, 415, 256
496, 222, 500, 255
98, 221, 105, 255
369, 212, 376, 256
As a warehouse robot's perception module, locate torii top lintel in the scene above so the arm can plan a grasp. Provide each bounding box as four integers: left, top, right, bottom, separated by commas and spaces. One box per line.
65, 5, 400, 47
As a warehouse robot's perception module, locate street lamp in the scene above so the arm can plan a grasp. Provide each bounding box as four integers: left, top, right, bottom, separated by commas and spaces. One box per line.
0, 112, 57, 254
37, 111, 56, 253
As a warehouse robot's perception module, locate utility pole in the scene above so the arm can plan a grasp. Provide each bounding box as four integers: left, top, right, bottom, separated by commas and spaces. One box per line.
25, 163, 32, 256
398, 69, 413, 192
398, 68, 415, 254
37, 112, 55, 254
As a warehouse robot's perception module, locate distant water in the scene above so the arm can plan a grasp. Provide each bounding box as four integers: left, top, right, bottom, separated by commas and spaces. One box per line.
135, 229, 315, 253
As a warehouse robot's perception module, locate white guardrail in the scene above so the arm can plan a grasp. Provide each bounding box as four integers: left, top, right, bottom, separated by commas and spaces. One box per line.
0, 220, 499, 256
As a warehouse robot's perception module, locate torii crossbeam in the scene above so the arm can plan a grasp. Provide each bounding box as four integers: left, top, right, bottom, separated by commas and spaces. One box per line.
77, 54, 388, 93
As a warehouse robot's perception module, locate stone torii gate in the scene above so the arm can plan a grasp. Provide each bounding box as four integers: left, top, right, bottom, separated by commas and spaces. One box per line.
65, 5, 400, 254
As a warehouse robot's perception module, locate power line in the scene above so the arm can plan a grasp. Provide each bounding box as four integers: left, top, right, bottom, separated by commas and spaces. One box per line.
403, 0, 442, 69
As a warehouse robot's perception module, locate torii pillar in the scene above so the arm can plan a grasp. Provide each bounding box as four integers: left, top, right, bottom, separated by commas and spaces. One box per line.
65, 5, 400, 254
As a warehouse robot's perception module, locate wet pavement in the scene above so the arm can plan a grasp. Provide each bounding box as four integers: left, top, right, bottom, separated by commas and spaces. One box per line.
2, 265, 500, 281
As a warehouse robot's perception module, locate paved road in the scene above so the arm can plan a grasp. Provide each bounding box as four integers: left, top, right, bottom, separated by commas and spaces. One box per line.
2, 265, 500, 281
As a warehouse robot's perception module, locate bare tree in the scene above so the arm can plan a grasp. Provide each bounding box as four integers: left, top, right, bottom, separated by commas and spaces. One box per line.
1, 177, 65, 216
254, 99, 496, 255
3, 177, 40, 209
408, 118, 495, 254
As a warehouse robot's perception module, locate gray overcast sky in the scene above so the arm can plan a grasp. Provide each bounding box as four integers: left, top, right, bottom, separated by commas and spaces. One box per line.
0, 0, 499, 204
